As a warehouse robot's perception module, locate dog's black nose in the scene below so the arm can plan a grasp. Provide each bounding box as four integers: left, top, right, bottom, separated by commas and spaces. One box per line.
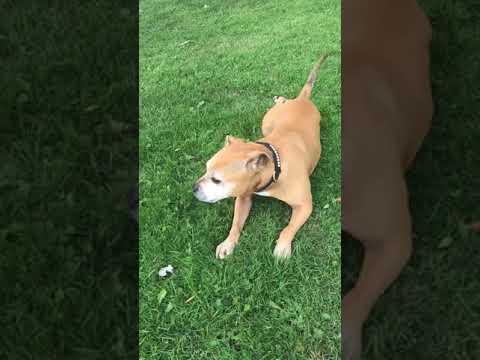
192, 183, 199, 193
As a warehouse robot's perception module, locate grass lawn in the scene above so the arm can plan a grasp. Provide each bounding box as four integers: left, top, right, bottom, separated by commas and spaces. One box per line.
1, 2, 138, 358
140, 0, 340, 359
343, 1, 480, 358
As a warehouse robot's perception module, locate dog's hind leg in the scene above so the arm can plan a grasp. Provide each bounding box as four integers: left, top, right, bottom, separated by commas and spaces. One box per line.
262, 96, 288, 136
342, 172, 412, 359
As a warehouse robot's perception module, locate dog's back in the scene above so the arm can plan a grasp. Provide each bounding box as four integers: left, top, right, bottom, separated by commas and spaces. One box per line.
260, 56, 329, 174
343, 0, 433, 169
262, 99, 320, 172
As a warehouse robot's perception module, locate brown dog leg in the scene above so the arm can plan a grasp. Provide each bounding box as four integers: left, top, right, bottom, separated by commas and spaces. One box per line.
273, 195, 313, 258
342, 235, 412, 359
342, 175, 412, 359
216, 195, 253, 259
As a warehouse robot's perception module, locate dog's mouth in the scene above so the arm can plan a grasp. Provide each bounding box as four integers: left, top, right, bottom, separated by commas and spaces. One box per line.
194, 193, 221, 203
192, 187, 221, 203
192, 179, 231, 203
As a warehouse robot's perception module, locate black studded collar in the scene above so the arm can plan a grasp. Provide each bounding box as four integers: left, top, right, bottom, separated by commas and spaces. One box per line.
254, 141, 281, 193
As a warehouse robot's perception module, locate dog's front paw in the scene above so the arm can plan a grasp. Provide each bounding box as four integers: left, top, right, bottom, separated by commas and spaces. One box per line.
216, 240, 236, 259
273, 241, 292, 259
273, 95, 287, 104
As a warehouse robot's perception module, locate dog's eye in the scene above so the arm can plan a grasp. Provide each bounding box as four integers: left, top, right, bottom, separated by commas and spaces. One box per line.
211, 177, 222, 184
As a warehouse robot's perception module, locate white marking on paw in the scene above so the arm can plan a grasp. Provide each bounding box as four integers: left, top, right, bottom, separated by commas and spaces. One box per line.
273, 96, 287, 104
273, 242, 292, 259
215, 240, 236, 259
254, 191, 270, 197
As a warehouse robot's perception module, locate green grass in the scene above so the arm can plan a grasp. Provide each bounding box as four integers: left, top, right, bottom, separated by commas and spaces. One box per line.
343, 1, 480, 358
140, 1, 340, 359
1, 2, 138, 359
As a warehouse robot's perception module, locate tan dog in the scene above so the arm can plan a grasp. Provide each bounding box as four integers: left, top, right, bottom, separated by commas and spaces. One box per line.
193, 55, 329, 259
342, 1, 433, 359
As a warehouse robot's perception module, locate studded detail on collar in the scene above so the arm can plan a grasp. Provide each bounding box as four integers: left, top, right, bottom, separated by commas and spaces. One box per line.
254, 141, 281, 193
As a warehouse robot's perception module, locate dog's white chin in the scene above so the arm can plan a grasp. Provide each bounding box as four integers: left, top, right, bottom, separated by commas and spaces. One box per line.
195, 182, 232, 204
194, 192, 225, 203
200, 195, 227, 203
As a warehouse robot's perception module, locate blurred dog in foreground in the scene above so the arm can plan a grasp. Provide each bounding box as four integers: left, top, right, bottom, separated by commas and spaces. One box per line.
342, 0, 433, 358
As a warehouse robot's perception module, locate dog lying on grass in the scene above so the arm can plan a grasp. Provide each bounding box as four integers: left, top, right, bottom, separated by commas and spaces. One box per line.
193, 55, 329, 259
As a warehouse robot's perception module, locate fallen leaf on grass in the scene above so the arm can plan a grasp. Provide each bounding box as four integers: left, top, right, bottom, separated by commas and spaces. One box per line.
158, 289, 167, 305
84, 105, 99, 112
437, 235, 454, 249
179, 40, 193, 47
185, 295, 195, 304
321, 313, 331, 320
165, 302, 174, 313
268, 300, 283, 311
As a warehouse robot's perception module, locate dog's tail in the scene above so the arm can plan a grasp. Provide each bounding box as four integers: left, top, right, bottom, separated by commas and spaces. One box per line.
297, 54, 330, 99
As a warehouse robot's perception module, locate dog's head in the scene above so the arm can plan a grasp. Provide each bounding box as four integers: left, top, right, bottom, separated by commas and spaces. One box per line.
192, 135, 271, 203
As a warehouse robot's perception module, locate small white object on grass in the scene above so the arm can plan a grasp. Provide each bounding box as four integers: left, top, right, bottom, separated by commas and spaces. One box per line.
159, 265, 174, 278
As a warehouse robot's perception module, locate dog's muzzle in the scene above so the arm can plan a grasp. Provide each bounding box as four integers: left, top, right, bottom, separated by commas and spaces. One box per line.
192, 183, 200, 194
192, 182, 207, 202
192, 182, 219, 203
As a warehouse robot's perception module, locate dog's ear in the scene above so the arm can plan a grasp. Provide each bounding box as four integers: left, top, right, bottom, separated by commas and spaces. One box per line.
246, 152, 270, 172
224, 135, 243, 146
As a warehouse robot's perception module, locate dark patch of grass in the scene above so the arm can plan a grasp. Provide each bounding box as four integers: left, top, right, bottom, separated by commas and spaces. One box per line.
1, 2, 138, 359
140, 0, 340, 358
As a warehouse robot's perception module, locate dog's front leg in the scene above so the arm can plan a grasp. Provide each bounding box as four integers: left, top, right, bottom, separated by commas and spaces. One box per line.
273, 196, 313, 259
216, 195, 253, 259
